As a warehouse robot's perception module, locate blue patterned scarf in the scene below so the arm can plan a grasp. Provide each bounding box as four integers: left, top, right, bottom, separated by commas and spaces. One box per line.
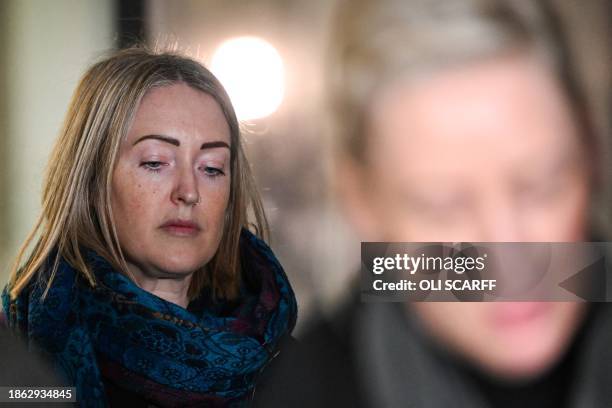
1, 229, 297, 407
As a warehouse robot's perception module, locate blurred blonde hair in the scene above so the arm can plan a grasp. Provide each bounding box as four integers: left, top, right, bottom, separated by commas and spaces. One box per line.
8, 47, 268, 301
329, 0, 595, 163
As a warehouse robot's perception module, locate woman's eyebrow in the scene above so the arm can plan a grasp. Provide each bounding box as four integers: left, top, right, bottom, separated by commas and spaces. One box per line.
132, 135, 230, 150
200, 141, 230, 150
133, 134, 179, 146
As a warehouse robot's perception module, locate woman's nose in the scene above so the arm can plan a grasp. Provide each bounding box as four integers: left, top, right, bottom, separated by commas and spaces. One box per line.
171, 167, 200, 206
479, 199, 522, 242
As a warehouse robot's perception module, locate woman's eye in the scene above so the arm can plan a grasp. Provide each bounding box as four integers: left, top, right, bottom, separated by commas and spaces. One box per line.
140, 161, 166, 172
202, 166, 225, 177
517, 181, 560, 204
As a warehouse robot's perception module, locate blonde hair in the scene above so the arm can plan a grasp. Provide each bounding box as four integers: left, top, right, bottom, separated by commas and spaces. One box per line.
8, 47, 268, 301
329, 0, 594, 163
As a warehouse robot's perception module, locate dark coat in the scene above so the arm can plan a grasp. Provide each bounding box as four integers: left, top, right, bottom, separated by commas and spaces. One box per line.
255, 297, 612, 408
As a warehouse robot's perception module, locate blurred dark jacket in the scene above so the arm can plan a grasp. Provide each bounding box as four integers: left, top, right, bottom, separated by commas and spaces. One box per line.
254, 297, 612, 408
0, 322, 71, 408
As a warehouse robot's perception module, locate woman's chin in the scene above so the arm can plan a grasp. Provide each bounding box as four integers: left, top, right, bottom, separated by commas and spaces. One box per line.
140, 253, 209, 277
473, 302, 584, 381
475, 331, 566, 381
156, 260, 206, 276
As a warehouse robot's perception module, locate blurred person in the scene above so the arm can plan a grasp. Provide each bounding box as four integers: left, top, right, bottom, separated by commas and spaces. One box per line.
256, 0, 611, 407
1, 48, 297, 407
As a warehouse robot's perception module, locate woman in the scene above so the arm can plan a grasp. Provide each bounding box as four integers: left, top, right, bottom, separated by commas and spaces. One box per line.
257, 0, 611, 407
1, 48, 297, 407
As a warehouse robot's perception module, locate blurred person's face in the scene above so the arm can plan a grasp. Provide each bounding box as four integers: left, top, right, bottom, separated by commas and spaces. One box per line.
342, 55, 590, 380
111, 83, 231, 282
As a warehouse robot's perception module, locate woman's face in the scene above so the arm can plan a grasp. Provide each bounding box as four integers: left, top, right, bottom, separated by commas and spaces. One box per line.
344, 56, 590, 379
111, 83, 231, 280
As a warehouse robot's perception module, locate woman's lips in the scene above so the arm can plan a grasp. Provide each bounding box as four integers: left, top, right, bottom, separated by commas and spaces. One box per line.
491, 302, 551, 328
160, 219, 201, 236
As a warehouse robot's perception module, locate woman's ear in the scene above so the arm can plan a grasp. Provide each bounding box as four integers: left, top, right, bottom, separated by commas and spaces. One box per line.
334, 156, 382, 241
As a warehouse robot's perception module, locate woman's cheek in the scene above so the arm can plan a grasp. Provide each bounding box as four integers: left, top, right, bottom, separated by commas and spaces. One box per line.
124, 176, 160, 216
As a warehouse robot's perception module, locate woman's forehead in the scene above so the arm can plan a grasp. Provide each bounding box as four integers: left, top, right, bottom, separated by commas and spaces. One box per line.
125, 83, 231, 147
367, 55, 578, 168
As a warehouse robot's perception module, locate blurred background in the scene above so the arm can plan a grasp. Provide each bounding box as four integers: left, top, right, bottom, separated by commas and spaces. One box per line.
0, 0, 609, 333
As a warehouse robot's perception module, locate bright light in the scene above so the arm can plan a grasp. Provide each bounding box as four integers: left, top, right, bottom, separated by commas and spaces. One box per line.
210, 36, 285, 121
